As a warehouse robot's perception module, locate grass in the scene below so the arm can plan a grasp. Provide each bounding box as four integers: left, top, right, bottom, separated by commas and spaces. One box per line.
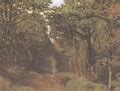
66, 77, 107, 91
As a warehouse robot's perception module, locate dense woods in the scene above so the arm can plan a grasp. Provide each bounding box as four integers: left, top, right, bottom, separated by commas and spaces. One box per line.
0, 0, 120, 91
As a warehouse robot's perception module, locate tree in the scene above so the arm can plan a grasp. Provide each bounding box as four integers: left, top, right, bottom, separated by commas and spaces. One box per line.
47, 0, 119, 84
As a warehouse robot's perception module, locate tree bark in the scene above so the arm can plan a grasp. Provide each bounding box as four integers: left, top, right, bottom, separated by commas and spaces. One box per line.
108, 65, 112, 91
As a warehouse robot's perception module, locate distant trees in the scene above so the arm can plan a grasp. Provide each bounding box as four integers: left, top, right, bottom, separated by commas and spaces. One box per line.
1, 0, 52, 71
0, 0, 70, 74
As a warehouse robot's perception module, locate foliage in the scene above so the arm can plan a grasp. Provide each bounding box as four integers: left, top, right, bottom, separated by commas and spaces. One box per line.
0, 0, 119, 91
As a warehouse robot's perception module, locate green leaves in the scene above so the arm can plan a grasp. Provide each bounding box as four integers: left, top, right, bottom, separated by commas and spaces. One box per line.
33, 0, 51, 4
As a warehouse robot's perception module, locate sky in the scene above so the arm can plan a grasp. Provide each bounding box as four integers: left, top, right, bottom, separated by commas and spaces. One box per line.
50, 0, 64, 7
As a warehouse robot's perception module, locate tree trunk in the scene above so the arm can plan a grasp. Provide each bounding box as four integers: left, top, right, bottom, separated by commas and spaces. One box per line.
108, 65, 112, 91
74, 38, 81, 76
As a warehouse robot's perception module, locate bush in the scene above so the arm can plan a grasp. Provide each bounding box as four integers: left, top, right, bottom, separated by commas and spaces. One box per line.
66, 77, 107, 91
